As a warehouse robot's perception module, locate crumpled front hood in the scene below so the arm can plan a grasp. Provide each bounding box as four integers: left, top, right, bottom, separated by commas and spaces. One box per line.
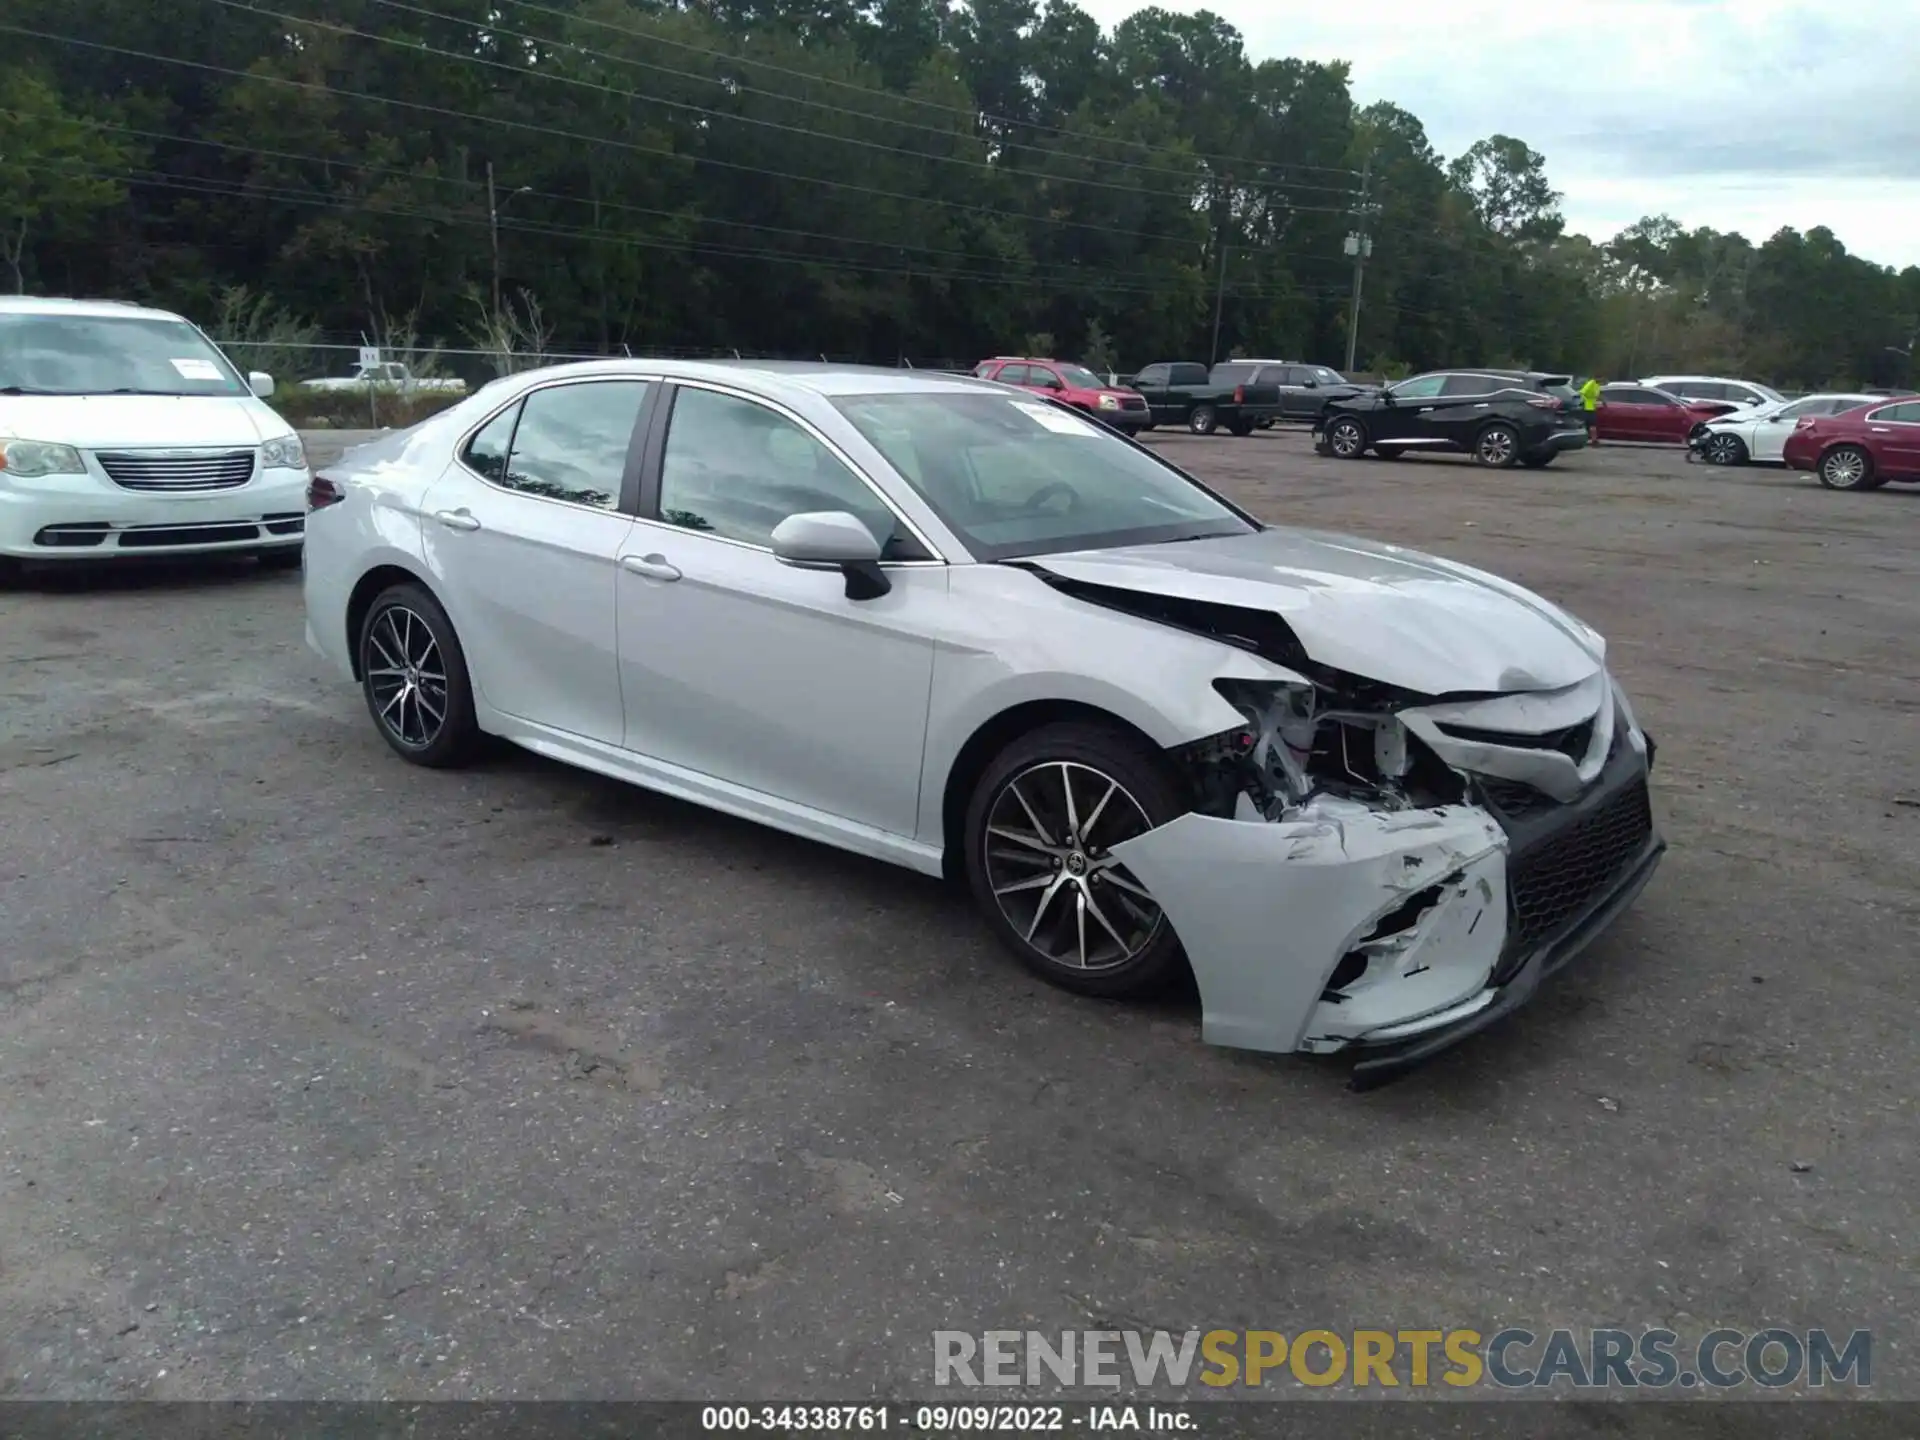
0, 394, 285, 448
1033, 526, 1605, 696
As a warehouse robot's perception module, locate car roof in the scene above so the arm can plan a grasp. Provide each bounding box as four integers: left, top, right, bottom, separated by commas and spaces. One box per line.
0, 295, 189, 322
1416, 368, 1573, 385
1639, 374, 1778, 389
481, 357, 1011, 399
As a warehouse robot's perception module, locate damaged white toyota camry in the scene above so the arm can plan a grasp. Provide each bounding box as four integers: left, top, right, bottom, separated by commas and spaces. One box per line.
303, 361, 1663, 1086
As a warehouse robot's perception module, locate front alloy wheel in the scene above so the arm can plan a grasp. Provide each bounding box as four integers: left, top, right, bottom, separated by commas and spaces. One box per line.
1703, 432, 1747, 466
1325, 416, 1367, 458
964, 723, 1186, 997
1818, 446, 1880, 490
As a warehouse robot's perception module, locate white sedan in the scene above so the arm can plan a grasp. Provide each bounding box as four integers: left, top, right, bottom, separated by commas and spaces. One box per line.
1692, 392, 1882, 466
303, 361, 1664, 1086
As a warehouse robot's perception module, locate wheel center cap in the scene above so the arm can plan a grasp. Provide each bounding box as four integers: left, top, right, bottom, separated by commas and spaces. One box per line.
1065, 852, 1087, 876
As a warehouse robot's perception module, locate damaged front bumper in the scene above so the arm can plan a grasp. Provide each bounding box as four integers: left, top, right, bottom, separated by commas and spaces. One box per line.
1109, 723, 1663, 1087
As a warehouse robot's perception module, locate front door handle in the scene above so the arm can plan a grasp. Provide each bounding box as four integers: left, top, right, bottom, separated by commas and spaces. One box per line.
620, 553, 682, 582
434, 509, 481, 532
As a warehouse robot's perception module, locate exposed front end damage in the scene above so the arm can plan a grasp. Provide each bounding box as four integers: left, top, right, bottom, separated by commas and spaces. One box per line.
1055, 580, 1665, 1087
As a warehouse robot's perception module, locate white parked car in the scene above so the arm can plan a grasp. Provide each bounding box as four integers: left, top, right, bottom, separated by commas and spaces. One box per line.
0, 297, 310, 576
303, 361, 1664, 1086
1692, 392, 1883, 466
1638, 374, 1784, 410
299, 361, 466, 394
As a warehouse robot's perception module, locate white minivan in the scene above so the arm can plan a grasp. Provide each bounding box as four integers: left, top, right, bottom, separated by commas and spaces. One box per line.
0, 296, 310, 577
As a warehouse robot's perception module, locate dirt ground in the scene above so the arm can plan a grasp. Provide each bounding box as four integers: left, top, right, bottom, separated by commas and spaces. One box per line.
1, 427, 1916, 1407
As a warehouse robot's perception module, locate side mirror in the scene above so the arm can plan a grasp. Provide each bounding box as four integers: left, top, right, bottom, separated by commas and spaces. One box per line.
249, 371, 276, 398
770, 510, 891, 600
1302, 377, 1318, 388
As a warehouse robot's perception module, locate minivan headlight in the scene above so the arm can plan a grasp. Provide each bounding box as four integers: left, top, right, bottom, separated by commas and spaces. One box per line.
0, 439, 86, 478
261, 434, 307, 471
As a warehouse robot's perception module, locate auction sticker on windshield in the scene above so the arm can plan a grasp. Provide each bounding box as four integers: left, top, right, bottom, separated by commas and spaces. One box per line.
1010, 401, 1099, 436
170, 358, 225, 379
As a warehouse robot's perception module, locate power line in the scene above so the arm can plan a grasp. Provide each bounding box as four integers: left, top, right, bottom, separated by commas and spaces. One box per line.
488, 0, 1366, 184
0, 107, 1216, 277
371, 0, 1367, 200
18, 155, 1323, 301
207, 0, 1368, 219
0, 20, 1275, 251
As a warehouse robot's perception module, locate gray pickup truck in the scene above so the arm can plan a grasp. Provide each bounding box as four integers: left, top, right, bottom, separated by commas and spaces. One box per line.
1126, 361, 1282, 436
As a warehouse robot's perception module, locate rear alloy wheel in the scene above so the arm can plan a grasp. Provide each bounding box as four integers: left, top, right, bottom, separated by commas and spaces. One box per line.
1324, 416, 1367, 459
358, 582, 482, 767
1703, 433, 1748, 467
1818, 445, 1879, 491
1187, 405, 1218, 436
964, 723, 1186, 998
1474, 422, 1521, 468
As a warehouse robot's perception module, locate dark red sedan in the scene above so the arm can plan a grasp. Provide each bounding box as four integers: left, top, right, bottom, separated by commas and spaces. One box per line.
1782, 394, 1920, 489
1593, 383, 1740, 444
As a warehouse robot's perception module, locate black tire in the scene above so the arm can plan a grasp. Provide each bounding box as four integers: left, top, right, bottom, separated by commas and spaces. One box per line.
257, 545, 303, 571
1226, 418, 1255, 437
357, 581, 482, 768
964, 721, 1189, 999
0, 556, 23, 587
1187, 405, 1218, 436
1324, 415, 1367, 459
1473, 422, 1521, 468
1520, 451, 1556, 469
1701, 432, 1747, 467
1817, 445, 1879, 491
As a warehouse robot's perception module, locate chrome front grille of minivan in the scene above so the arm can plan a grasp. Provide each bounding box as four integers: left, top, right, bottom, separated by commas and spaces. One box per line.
97, 449, 256, 491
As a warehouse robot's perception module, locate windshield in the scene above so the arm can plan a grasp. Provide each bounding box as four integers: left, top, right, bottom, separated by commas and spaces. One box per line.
1055, 364, 1105, 389
0, 313, 247, 397
833, 391, 1257, 560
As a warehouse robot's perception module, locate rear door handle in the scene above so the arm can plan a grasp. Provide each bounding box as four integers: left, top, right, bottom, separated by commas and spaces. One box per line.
434, 509, 481, 532
620, 553, 682, 581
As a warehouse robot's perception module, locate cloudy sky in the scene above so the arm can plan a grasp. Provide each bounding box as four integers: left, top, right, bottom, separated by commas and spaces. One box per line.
1077, 0, 1920, 270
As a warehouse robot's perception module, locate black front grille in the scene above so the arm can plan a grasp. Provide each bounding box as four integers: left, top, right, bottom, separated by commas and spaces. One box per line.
98, 450, 255, 491
1120, 396, 1147, 411
1506, 778, 1654, 955
119, 522, 261, 548
1439, 718, 1594, 762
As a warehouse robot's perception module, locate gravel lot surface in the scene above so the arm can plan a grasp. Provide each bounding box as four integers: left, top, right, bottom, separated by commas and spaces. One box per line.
2, 427, 1915, 1412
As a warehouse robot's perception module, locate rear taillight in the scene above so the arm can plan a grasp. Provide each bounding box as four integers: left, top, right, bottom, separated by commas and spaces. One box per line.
1794, 417, 1817, 431
1233, 385, 1245, 403
307, 475, 345, 509
1526, 396, 1557, 409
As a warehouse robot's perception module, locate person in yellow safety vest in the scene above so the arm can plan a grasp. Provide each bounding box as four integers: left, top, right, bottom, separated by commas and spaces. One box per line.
1579, 375, 1603, 445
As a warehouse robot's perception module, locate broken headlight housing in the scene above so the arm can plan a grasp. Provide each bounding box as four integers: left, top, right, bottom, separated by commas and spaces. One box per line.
1189, 678, 1463, 819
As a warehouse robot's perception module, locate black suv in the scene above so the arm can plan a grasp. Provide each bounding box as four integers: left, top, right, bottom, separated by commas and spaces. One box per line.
1314, 369, 1589, 467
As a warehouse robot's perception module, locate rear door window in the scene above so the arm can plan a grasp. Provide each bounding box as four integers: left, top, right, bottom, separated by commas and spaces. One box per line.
1441, 374, 1498, 397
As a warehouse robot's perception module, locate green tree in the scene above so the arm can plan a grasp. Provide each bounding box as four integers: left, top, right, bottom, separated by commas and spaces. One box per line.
0, 67, 136, 293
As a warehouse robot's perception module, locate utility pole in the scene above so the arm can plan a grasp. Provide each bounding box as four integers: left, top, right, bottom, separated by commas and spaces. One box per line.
1209, 197, 1232, 366
1343, 152, 1375, 375
487, 161, 501, 317
486, 163, 531, 317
